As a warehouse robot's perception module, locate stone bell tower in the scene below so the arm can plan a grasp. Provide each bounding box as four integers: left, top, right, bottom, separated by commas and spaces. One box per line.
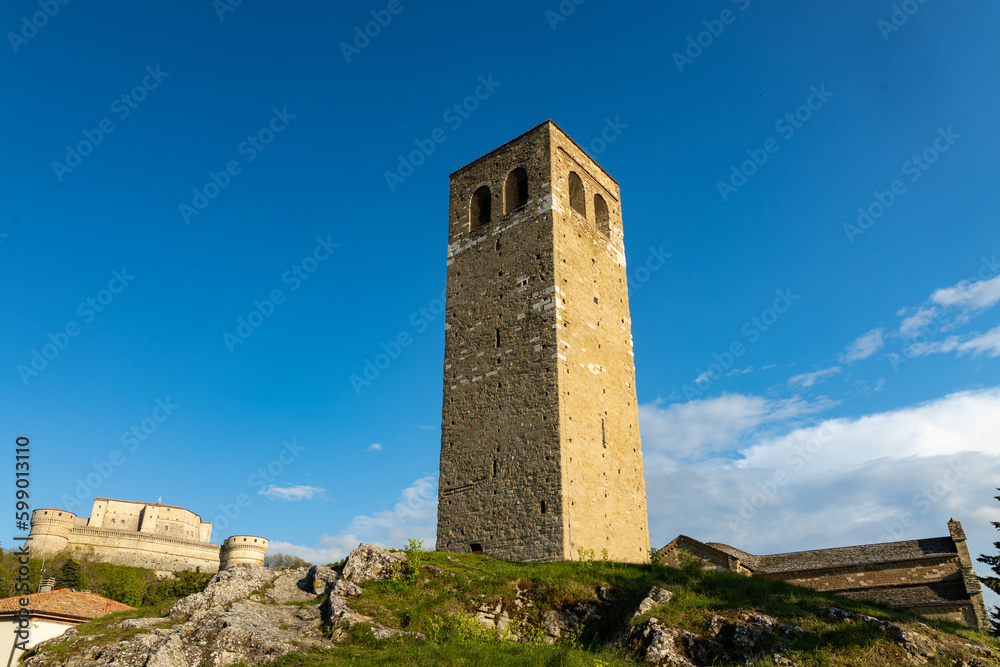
436, 120, 649, 563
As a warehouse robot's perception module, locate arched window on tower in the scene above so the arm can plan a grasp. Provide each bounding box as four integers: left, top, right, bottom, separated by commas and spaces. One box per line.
594, 194, 609, 235
568, 171, 586, 218
470, 186, 491, 231
504, 167, 528, 214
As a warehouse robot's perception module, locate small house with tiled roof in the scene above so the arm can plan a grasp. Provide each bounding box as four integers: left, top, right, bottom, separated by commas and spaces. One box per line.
657, 519, 989, 631
0, 589, 133, 666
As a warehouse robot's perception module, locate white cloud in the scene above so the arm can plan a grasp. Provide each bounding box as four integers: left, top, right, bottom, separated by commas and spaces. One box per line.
267, 476, 437, 564
367, 443, 383, 452
894, 274, 1000, 344
931, 275, 1000, 311
416, 425, 436, 430
954, 325, 1000, 357
904, 324, 1000, 359
258, 484, 326, 502
643, 387, 1000, 594
898, 307, 938, 338
788, 366, 842, 388
638, 394, 833, 464
643, 387, 1000, 554
840, 329, 884, 362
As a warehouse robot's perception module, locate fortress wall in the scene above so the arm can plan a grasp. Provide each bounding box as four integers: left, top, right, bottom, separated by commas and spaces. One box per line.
66, 527, 222, 572
220, 535, 268, 568
758, 557, 962, 592
29, 509, 77, 555
93, 499, 207, 542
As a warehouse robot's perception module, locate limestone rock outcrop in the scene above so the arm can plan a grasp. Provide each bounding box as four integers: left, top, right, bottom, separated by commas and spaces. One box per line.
21, 544, 415, 667
341, 542, 406, 583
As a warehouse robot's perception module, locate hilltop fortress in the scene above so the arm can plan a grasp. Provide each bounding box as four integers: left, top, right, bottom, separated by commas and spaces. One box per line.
29, 498, 267, 572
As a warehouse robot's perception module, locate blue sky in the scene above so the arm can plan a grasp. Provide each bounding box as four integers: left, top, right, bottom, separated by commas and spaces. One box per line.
2, 0, 998, 604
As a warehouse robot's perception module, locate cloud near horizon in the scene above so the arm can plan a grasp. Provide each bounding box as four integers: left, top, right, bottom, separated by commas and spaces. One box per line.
268, 476, 437, 563
638, 387, 1000, 606
258, 484, 327, 502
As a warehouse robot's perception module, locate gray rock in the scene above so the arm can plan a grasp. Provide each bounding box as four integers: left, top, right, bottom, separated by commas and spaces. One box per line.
113, 617, 170, 630
541, 603, 597, 643
876, 620, 936, 664
705, 611, 802, 664
170, 565, 276, 618
23, 565, 333, 667
621, 617, 696, 666
342, 543, 406, 583
302, 564, 339, 594
633, 585, 675, 618
332, 579, 363, 597
265, 567, 316, 604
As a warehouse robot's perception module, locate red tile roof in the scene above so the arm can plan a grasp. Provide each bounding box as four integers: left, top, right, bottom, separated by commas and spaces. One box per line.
0, 589, 133, 620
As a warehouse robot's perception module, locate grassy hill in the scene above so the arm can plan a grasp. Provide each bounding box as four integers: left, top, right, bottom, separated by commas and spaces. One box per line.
40, 545, 997, 667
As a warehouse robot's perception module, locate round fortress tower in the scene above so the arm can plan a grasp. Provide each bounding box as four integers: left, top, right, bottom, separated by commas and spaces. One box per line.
29, 508, 78, 555
220, 535, 268, 569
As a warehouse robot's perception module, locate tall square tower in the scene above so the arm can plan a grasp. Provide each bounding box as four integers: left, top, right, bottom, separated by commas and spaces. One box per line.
436, 121, 649, 563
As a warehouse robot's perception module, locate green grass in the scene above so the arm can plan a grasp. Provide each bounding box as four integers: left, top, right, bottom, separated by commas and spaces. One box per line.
336, 550, 999, 667
235, 640, 641, 666
28, 549, 1000, 667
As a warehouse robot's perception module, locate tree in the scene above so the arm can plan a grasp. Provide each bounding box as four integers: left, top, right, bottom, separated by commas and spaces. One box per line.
56, 559, 87, 591
978, 488, 1000, 636
262, 553, 311, 570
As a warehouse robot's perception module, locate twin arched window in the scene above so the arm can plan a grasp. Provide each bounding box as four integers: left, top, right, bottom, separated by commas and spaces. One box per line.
469, 167, 530, 232
569, 171, 611, 237
469, 169, 610, 236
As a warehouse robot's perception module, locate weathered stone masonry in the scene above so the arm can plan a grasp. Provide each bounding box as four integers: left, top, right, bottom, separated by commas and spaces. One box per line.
29, 498, 268, 572
436, 120, 650, 563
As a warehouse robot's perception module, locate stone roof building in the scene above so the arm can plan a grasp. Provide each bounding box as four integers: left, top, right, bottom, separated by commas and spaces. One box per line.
657, 519, 989, 632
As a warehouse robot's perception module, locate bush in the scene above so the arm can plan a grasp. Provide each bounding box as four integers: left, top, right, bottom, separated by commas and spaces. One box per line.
263, 553, 312, 571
